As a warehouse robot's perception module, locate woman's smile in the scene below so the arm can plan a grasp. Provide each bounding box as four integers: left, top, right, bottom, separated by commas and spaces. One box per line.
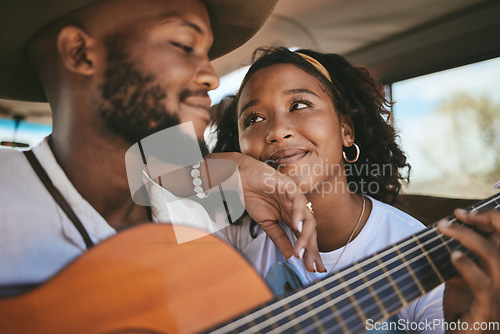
266, 147, 310, 167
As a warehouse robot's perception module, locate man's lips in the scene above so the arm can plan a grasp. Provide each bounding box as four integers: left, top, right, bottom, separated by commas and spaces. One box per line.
182, 96, 212, 120
267, 148, 309, 166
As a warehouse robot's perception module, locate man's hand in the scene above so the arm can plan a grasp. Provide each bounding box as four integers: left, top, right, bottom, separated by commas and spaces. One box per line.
438, 208, 500, 333
208, 152, 326, 273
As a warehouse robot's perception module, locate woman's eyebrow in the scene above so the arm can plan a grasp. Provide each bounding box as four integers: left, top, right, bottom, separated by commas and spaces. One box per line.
239, 99, 258, 117
238, 88, 319, 117
284, 88, 319, 97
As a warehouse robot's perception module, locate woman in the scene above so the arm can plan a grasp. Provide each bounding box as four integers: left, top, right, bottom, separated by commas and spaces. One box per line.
213, 47, 444, 329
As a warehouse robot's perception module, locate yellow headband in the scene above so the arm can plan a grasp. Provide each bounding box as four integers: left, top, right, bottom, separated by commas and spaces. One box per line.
295, 52, 332, 83
295, 51, 341, 97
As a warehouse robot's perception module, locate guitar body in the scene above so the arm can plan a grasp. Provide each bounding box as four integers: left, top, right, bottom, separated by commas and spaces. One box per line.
0, 224, 273, 333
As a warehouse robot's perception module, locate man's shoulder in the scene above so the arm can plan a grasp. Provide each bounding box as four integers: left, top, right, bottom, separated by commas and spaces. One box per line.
0, 147, 39, 195
0, 139, 49, 178
0, 147, 28, 172
0, 146, 24, 158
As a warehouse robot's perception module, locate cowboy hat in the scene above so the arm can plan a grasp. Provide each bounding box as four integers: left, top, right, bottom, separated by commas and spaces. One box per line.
0, 0, 278, 102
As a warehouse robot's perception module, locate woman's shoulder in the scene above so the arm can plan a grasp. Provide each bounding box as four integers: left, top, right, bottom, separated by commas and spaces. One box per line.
369, 196, 425, 230
359, 195, 427, 247
342, 196, 429, 262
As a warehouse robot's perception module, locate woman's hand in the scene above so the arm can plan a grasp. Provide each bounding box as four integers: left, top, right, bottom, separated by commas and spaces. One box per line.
208, 152, 326, 273
438, 208, 500, 333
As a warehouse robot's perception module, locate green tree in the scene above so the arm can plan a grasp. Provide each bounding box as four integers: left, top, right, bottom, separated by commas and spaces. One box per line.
437, 91, 500, 182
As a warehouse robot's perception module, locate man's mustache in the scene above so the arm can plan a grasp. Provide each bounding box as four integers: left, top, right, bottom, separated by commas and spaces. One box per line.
179, 89, 210, 101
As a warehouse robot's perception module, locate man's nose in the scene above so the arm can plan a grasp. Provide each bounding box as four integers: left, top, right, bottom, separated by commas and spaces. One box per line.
196, 58, 220, 91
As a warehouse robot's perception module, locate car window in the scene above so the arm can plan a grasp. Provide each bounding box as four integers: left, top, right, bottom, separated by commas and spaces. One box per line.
392, 57, 500, 199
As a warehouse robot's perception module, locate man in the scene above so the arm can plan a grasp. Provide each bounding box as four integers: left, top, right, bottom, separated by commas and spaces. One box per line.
0, 0, 324, 289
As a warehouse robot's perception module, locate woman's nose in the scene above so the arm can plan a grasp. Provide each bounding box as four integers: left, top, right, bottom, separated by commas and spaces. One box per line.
265, 116, 295, 144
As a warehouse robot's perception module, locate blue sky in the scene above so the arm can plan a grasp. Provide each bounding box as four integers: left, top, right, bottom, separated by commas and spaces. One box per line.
0, 119, 52, 147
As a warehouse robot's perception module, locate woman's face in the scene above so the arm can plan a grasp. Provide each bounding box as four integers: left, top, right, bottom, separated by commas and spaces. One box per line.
237, 63, 353, 194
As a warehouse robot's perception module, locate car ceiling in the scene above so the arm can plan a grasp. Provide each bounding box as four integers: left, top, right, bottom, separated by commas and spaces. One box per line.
212, 0, 500, 83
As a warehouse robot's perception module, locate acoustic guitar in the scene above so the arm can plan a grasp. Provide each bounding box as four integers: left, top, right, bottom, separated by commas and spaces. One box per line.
0, 193, 498, 333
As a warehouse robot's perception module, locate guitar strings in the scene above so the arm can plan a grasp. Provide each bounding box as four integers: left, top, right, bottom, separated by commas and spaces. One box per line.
267, 228, 469, 334
212, 196, 499, 334
217, 222, 458, 333
297, 232, 473, 334
302, 230, 474, 334
215, 224, 447, 333
216, 198, 498, 333
293, 227, 467, 332
290, 248, 456, 333
259, 196, 500, 332
259, 200, 498, 334
267, 225, 461, 334
261, 202, 499, 334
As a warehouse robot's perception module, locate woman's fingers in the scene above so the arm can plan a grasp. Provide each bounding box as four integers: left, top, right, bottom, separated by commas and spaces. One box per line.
302, 243, 317, 273
257, 219, 295, 258
290, 197, 317, 257
298, 224, 326, 273
214, 152, 323, 270
290, 191, 307, 234
273, 174, 322, 262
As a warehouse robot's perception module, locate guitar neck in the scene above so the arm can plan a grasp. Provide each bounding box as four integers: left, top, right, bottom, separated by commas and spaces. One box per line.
211, 193, 500, 334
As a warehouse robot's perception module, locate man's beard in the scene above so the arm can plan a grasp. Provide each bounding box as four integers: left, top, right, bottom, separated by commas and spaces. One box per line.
98, 36, 208, 157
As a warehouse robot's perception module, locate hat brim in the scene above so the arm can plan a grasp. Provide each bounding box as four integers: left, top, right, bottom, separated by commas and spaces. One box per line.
0, 0, 278, 102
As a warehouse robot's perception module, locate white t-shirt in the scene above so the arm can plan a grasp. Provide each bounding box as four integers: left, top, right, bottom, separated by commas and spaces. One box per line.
221, 197, 444, 334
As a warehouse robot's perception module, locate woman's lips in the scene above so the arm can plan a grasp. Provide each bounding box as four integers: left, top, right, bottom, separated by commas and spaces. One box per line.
267, 148, 309, 167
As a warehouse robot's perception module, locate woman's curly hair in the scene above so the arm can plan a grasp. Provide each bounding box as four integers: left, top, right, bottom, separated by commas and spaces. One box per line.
213, 47, 410, 204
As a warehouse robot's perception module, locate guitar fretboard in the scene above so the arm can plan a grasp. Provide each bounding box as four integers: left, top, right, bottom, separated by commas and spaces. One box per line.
210, 193, 500, 334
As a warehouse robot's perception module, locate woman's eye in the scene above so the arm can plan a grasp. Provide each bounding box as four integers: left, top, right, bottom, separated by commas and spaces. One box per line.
243, 113, 265, 128
171, 42, 194, 54
290, 101, 310, 111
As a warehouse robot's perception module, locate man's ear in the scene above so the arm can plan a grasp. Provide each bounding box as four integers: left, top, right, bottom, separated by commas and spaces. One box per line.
57, 26, 97, 76
340, 114, 355, 147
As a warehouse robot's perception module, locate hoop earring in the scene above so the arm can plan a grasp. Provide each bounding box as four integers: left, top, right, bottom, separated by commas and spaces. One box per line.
343, 143, 360, 163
